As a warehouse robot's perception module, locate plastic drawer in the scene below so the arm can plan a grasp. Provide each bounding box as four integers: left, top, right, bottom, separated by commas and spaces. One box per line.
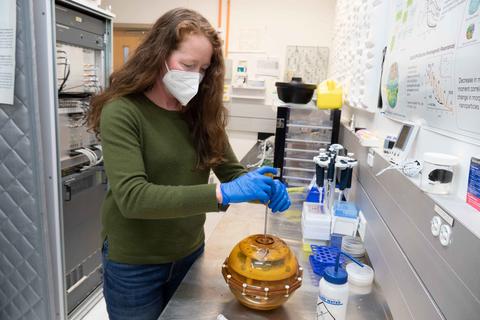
289, 191, 307, 201
283, 167, 315, 181
288, 108, 332, 123
287, 127, 331, 139
284, 148, 320, 160
286, 122, 332, 133
285, 140, 330, 151
286, 131, 331, 143
284, 157, 316, 170
283, 177, 311, 188
285, 178, 310, 186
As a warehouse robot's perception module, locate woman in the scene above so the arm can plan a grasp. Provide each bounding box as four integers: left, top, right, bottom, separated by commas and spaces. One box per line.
87, 8, 290, 320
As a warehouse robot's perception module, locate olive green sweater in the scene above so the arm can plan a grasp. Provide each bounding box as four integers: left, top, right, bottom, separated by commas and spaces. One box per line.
100, 94, 246, 264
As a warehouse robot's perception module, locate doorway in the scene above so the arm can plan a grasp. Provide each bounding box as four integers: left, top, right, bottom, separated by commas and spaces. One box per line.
113, 24, 151, 71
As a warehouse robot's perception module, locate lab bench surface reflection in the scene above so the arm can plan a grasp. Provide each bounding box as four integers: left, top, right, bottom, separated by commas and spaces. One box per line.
159, 203, 392, 320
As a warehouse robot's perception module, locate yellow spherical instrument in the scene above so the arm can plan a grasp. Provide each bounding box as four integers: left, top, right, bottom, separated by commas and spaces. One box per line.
222, 234, 303, 310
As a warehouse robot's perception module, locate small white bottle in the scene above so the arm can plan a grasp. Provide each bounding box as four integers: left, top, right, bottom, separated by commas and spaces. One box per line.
317, 252, 363, 320
317, 266, 349, 320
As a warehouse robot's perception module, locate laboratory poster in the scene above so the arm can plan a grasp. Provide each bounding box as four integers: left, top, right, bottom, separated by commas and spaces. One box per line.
381, 0, 480, 141
467, 157, 480, 212
0, 0, 16, 105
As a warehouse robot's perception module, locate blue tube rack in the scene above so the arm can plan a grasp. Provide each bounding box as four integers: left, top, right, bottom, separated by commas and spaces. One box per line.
309, 245, 346, 276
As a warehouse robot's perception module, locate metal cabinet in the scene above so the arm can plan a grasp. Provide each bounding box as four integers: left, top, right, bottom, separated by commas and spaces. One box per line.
62, 167, 107, 313
54, 0, 113, 315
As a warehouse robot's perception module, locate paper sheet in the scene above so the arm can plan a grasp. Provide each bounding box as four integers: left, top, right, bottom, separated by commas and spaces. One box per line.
0, 0, 16, 105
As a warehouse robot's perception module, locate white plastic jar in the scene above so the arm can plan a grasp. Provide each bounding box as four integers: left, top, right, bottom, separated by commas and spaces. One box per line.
346, 262, 374, 295
317, 266, 349, 320
421, 152, 459, 195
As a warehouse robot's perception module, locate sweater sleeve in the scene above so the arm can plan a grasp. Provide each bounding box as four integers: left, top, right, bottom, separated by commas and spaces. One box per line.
100, 99, 219, 220
212, 142, 248, 183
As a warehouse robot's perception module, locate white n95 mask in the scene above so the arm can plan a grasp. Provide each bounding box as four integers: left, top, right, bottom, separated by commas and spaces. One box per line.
162, 62, 203, 106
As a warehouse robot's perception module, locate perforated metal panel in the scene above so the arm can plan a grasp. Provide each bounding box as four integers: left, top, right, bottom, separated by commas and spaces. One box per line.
0, 0, 52, 319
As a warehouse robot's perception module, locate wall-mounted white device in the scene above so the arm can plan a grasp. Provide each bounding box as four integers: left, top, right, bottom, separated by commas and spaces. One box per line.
389, 123, 420, 165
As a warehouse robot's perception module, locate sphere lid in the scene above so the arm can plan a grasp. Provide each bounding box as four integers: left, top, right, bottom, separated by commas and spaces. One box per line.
227, 234, 298, 281
238, 234, 290, 262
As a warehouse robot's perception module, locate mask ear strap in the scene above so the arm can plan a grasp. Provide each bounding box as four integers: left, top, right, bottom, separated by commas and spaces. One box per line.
164, 61, 171, 72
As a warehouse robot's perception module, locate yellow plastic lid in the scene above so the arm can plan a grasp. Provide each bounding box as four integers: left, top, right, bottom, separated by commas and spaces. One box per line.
316, 79, 343, 109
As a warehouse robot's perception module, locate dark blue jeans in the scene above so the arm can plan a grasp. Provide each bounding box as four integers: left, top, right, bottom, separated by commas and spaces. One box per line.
102, 241, 204, 320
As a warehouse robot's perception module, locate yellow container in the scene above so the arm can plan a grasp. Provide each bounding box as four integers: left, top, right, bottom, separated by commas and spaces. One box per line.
316, 80, 343, 109
222, 234, 303, 310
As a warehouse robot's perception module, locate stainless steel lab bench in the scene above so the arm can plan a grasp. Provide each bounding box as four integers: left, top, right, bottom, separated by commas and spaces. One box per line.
159, 202, 393, 319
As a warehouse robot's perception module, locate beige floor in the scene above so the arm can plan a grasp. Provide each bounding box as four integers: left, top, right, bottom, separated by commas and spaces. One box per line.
81, 211, 224, 320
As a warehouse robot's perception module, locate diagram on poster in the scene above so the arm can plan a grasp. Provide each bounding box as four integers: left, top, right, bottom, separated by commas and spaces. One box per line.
381, 0, 480, 140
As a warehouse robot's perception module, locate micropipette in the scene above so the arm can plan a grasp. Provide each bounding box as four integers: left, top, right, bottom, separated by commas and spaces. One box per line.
264, 204, 268, 239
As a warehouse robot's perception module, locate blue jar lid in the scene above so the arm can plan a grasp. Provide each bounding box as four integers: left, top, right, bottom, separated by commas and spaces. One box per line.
323, 266, 348, 285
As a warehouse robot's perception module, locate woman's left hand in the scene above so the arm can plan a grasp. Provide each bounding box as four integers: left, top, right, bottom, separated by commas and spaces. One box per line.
268, 180, 291, 213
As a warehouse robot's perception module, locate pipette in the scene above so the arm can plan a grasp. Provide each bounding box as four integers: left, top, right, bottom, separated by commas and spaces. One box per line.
263, 172, 277, 239
264, 203, 269, 239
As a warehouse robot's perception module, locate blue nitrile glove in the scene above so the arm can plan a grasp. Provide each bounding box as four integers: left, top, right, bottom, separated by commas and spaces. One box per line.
268, 180, 291, 213
220, 166, 277, 205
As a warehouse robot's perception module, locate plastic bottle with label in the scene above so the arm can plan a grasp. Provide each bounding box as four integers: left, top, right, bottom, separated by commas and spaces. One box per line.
317, 252, 364, 320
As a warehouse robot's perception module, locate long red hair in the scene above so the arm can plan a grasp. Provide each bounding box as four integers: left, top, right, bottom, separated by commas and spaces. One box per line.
87, 8, 228, 169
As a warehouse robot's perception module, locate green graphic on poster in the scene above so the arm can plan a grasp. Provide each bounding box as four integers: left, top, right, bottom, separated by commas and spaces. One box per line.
386, 63, 399, 108
466, 24, 475, 40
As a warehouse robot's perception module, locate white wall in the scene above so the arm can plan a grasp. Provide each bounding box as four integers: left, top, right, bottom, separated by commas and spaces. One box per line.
104, 0, 337, 78
226, 0, 336, 104
102, 0, 219, 25
228, 0, 335, 68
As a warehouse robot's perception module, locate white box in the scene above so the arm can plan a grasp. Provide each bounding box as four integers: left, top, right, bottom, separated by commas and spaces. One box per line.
302, 202, 331, 223
302, 202, 331, 240
332, 216, 359, 237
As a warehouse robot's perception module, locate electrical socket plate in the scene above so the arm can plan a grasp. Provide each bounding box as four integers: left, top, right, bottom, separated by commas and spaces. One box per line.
434, 204, 454, 227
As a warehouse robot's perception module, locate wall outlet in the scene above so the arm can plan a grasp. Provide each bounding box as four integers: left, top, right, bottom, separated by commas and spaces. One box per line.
431, 216, 442, 237
439, 224, 452, 247
367, 149, 375, 168
358, 210, 367, 242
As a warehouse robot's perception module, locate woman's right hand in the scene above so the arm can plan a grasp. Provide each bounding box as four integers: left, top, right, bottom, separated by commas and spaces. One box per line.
268, 179, 291, 213
219, 167, 277, 205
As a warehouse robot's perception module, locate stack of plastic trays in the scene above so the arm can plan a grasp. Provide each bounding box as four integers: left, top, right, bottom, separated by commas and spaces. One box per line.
302, 201, 331, 243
